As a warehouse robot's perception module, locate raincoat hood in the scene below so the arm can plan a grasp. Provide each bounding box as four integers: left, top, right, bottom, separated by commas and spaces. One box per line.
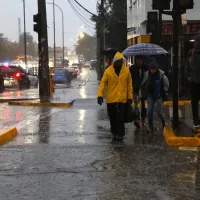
113, 52, 126, 63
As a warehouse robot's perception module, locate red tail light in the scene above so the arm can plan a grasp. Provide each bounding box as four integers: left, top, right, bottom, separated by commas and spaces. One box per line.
15, 73, 21, 78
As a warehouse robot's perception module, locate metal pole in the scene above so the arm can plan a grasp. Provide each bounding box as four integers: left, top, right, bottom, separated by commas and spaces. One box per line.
100, 0, 105, 79
62, 13, 65, 67
37, 0, 50, 100
53, 0, 56, 67
172, 0, 179, 129
47, 2, 64, 68
158, 10, 163, 45
23, 0, 27, 66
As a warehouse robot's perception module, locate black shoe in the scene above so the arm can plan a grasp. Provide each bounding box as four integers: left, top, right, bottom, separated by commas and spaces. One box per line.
134, 121, 140, 129
162, 120, 166, 129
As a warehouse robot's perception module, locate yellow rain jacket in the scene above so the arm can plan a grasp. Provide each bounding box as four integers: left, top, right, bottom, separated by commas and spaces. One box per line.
97, 52, 133, 103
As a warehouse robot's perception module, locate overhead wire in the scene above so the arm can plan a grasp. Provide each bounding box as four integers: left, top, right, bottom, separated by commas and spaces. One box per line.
67, 0, 95, 34
68, 0, 95, 33
73, 0, 97, 16
70, 0, 95, 26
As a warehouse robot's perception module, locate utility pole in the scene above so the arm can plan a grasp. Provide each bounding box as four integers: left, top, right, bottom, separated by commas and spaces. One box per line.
53, 0, 56, 67
35, 0, 50, 101
99, 0, 105, 79
172, 0, 179, 129
23, 0, 27, 66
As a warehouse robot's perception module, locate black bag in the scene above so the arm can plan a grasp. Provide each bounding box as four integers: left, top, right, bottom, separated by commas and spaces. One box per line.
124, 103, 137, 123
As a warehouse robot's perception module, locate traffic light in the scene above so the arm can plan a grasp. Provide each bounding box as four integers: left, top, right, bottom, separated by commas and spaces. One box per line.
179, 0, 194, 9
178, 0, 194, 15
33, 14, 41, 33
152, 0, 171, 10
147, 12, 158, 33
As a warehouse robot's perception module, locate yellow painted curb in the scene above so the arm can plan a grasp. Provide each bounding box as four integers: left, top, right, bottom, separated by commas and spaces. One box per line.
164, 126, 200, 147
131, 100, 191, 107
8, 101, 72, 108
0, 127, 18, 145
164, 100, 191, 106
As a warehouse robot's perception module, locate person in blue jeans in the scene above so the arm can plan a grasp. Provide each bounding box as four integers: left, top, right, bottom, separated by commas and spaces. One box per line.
140, 58, 169, 133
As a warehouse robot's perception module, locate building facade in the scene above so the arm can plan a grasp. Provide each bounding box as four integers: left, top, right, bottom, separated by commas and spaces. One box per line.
127, 0, 200, 49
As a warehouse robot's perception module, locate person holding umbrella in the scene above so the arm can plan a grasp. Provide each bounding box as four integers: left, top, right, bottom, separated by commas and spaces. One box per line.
140, 58, 169, 133
123, 42, 168, 127
97, 52, 133, 140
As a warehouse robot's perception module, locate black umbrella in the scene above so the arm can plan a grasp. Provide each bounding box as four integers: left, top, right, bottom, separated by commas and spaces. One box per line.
102, 48, 118, 57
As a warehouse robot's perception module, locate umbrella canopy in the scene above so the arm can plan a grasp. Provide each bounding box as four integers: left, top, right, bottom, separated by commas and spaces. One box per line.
122, 43, 168, 56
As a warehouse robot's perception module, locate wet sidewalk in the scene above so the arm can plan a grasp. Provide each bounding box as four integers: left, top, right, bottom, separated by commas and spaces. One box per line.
1, 71, 200, 199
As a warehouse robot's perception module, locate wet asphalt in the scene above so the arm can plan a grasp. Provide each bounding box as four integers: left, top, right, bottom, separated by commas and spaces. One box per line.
0, 68, 200, 200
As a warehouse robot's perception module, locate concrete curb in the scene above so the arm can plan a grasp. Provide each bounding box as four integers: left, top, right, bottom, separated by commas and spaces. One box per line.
0, 127, 18, 145
164, 126, 200, 147
8, 101, 74, 108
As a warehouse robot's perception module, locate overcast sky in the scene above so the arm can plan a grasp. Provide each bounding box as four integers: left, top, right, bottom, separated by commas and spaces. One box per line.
0, 0, 97, 48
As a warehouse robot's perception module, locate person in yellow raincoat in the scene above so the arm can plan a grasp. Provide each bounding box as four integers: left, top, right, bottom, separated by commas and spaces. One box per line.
97, 52, 133, 140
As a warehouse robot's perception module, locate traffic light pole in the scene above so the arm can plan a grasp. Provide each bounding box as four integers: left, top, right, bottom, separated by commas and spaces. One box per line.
37, 0, 50, 101
99, 0, 105, 80
172, 0, 179, 129
23, 0, 27, 66
158, 10, 163, 45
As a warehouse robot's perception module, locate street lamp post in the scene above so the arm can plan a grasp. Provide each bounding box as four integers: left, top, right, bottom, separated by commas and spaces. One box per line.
47, 2, 65, 68
53, 0, 56, 67
22, 0, 27, 66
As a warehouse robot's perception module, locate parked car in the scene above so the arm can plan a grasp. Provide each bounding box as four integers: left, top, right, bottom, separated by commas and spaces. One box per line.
0, 65, 38, 89
51, 68, 72, 85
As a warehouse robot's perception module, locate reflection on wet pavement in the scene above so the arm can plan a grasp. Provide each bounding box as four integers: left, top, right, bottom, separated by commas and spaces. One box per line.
1, 70, 200, 199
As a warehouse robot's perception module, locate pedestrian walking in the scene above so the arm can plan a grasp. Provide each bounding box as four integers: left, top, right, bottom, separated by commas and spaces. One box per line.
129, 56, 143, 129
185, 34, 200, 129
140, 58, 169, 133
97, 52, 133, 140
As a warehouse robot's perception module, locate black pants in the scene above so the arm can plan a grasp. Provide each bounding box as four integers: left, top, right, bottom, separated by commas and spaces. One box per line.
191, 83, 200, 122
107, 103, 125, 137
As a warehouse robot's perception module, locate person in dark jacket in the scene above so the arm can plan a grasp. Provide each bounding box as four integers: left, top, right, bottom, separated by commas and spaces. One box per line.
129, 57, 143, 129
185, 34, 200, 129
140, 58, 169, 133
